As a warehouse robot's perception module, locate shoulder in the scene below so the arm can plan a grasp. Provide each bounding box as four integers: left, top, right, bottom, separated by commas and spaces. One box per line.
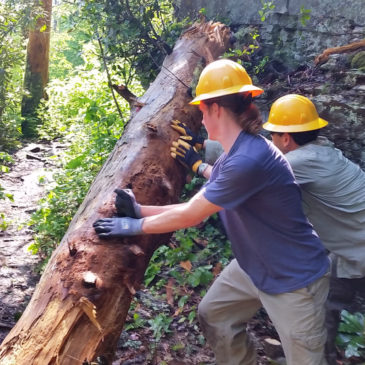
286, 143, 317, 167
225, 135, 265, 173
286, 142, 327, 184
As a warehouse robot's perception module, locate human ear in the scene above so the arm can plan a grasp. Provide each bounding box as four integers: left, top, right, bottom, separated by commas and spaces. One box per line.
212, 102, 221, 117
282, 133, 291, 148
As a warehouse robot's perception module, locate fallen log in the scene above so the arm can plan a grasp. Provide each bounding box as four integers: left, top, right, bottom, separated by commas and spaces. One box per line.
0, 21, 232, 364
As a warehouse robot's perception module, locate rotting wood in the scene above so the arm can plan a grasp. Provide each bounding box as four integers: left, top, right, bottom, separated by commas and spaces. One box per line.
0, 20, 232, 365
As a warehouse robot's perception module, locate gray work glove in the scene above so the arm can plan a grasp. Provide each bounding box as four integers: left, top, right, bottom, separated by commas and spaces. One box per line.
114, 189, 142, 218
93, 217, 144, 238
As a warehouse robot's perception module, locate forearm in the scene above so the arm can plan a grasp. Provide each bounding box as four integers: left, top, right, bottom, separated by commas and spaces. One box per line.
142, 205, 202, 234
200, 164, 212, 179
140, 203, 188, 217
142, 189, 221, 234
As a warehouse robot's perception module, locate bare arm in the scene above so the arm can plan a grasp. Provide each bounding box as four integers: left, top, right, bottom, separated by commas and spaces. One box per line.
140, 202, 188, 217
140, 164, 213, 216
201, 164, 212, 179
142, 188, 221, 234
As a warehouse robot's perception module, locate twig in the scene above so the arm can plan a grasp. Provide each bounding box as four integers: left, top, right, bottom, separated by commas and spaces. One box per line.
96, 34, 124, 120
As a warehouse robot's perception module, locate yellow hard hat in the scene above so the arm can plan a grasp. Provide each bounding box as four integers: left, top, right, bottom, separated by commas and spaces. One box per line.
263, 94, 328, 132
189, 59, 263, 105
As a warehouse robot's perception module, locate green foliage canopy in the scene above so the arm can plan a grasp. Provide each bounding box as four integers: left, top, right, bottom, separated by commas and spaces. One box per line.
69, 0, 189, 88
0, 1, 30, 150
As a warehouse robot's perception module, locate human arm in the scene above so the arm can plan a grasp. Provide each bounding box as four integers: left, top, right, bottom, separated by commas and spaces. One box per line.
94, 189, 222, 238
142, 188, 221, 234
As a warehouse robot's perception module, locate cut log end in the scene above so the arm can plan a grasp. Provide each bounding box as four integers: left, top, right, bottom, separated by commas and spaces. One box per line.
262, 337, 284, 359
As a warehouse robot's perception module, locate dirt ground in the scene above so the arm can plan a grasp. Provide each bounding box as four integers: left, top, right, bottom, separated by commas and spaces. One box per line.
0, 142, 57, 343
0, 141, 363, 365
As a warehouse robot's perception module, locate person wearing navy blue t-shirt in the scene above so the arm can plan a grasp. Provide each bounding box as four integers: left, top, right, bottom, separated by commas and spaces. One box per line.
94, 60, 330, 365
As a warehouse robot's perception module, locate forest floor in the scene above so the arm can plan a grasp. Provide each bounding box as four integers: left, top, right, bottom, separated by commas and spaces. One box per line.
0, 140, 362, 365
0, 141, 59, 343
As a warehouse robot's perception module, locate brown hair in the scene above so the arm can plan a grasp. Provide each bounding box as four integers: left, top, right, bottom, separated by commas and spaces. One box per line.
204, 93, 262, 135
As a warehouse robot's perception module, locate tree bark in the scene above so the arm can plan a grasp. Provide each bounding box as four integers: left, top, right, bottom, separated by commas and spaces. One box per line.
0, 21, 231, 364
21, 0, 52, 137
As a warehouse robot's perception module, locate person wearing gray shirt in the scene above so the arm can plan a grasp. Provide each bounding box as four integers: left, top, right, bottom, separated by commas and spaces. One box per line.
263, 94, 365, 365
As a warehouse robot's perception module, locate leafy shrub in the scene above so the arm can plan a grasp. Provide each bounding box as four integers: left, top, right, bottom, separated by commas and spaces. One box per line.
28, 45, 143, 263
148, 313, 173, 341
144, 177, 232, 298
258, 0, 276, 22
0, 152, 14, 231
0, 2, 27, 150
336, 310, 365, 359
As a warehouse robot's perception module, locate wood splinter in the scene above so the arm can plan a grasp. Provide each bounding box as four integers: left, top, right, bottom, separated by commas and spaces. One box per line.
79, 297, 103, 335
128, 244, 145, 256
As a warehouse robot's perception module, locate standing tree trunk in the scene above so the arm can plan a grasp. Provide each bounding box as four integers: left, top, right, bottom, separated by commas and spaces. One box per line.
0, 21, 231, 364
21, 0, 52, 137
0, 67, 5, 121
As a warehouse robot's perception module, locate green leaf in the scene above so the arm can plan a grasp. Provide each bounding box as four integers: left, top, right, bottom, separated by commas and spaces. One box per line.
188, 310, 196, 323
5, 193, 14, 202
65, 155, 84, 169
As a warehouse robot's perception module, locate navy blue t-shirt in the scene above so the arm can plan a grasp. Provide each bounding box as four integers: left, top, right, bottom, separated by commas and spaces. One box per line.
204, 132, 329, 294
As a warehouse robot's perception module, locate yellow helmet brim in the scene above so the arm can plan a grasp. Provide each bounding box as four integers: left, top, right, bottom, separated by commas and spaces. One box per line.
262, 117, 328, 133
189, 85, 264, 105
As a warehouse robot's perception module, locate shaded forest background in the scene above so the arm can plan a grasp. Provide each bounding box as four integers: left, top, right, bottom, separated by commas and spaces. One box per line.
0, 0, 364, 363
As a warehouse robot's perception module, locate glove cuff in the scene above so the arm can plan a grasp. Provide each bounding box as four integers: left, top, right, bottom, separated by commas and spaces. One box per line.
134, 203, 142, 218
191, 159, 203, 173
134, 218, 145, 235
122, 217, 145, 236
197, 162, 209, 177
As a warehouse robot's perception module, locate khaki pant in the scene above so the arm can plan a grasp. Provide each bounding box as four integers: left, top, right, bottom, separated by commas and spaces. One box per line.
198, 259, 329, 365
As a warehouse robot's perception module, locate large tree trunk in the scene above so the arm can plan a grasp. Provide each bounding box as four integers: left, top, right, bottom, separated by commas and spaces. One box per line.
21, 0, 52, 137
0, 21, 231, 364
